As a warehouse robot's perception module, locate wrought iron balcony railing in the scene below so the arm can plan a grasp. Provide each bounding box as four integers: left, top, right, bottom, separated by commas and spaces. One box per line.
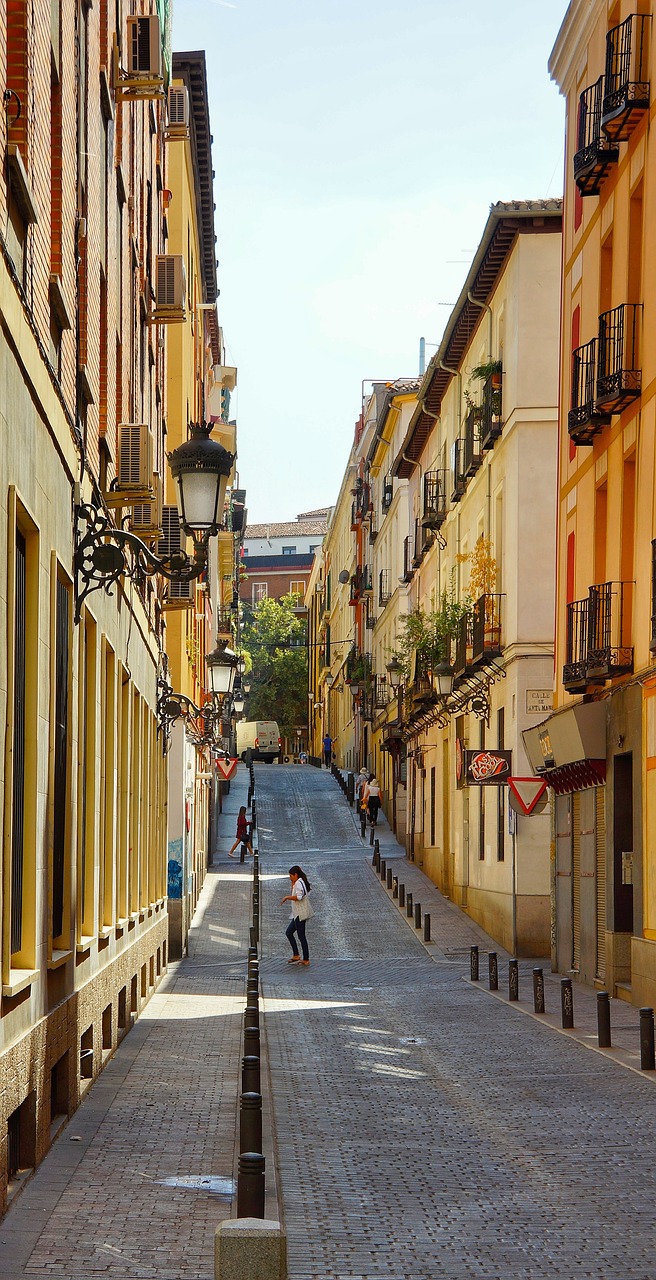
471, 594, 503, 666
568, 337, 612, 445
412, 517, 424, 568
381, 475, 393, 513
480, 371, 503, 449
451, 439, 466, 504
362, 564, 373, 594
563, 581, 633, 691
574, 76, 619, 196
402, 536, 413, 583
453, 611, 474, 681
463, 408, 482, 479
563, 597, 589, 691
596, 303, 642, 411
602, 13, 650, 142
379, 568, 392, 607
422, 470, 448, 529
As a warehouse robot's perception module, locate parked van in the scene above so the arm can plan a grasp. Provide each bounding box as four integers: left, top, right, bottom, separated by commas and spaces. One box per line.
236, 720, 281, 763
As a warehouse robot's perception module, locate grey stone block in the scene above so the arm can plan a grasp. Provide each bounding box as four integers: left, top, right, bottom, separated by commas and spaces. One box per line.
215, 1218, 286, 1280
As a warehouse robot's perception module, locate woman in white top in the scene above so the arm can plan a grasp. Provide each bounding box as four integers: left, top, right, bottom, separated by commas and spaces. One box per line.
364, 776, 382, 825
281, 865, 312, 965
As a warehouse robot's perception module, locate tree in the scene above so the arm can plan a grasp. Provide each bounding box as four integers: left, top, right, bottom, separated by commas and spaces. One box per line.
241, 594, 307, 737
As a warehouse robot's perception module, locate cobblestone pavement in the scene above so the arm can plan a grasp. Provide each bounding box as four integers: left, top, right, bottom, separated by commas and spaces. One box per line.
259, 765, 656, 1280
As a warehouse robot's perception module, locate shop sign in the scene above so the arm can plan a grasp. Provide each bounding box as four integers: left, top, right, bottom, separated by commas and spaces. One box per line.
463, 749, 512, 785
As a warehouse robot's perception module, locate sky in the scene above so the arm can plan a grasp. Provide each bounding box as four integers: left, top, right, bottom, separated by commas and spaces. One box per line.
172, 0, 570, 522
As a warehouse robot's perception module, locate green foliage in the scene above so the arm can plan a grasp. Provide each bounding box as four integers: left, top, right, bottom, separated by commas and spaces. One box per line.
394, 575, 471, 683
470, 359, 502, 382
240, 593, 307, 737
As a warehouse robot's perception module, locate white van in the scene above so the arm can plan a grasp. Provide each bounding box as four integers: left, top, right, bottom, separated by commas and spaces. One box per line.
236, 720, 281, 764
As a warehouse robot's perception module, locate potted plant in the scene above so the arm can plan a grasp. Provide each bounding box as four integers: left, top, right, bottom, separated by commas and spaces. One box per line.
458, 536, 500, 636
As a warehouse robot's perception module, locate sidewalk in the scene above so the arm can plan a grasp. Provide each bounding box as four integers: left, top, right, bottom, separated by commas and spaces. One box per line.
1, 765, 265, 1280
339, 782, 652, 1080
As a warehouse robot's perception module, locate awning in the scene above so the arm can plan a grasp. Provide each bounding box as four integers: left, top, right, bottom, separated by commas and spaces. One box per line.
522, 701, 607, 795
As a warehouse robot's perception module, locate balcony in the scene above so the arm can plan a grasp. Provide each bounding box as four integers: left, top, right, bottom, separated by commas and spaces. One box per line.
362, 564, 373, 594
451, 439, 466, 504
373, 674, 389, 709
568, 338, 612, 445
422, 470, 448, 530
574, 76, 619, 196
463, 408, 482, 479
602, 14, 650, 143
402, 536, 413, 583
348, 567, 363, 605
453, 612, 474, 681
471, 594, 503, 665
563, 582, 633, 691
412, 517, 425, 568
379, 568, 392, 608
596, 303, 641, 411
480, 371, 503, 449
381, 476, 393, 513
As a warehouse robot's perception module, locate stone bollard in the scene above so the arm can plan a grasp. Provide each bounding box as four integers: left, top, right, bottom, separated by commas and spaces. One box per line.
215, 1219, 286, 1280
488, 952, 498, 991
399, 883, 405, 908
597, 991, 612, 1048
508, 958, 519, 1001
240, 1092, 263, 1155
248, 946, 258, 963
406, 892, 413, 919
640, 1007, 655, 1070
414, 902, 422, 930
423, 913, 431, 943
244, 1025, 261, 1059
560, 977, 574, 1029
237, 1153, 265, 1218
470, 945, 479, 982
387, 868, 393, 890
250, 925, 258, 950
533, 967, 545, 1014
242, 1055, 261, 1094
246, 988, 259, 1010
244, 1006, 259, 1030
393, 877, 399, 899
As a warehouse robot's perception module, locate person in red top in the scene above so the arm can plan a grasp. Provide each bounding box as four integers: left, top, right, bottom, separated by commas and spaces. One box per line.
228, 806, 253, 858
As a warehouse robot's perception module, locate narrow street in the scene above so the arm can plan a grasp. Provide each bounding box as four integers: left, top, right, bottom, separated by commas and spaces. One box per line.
2, 764, 655, 1280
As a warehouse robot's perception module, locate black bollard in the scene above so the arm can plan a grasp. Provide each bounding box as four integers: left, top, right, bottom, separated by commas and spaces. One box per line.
414, 902, 422, 930
380, 859, 386, 880
369, 823, 375, 846
640, 1007, 655, 1070
239, 1092, 263, 1155
393, 877, 399, 900
246, 988, 259, 1010
560, 977, 574, 1029
248, 946, 258, 962
406, 891, 413, 919
488, 952, 498, 991
242, 1055, 261, 1094
244, 1006, 259, 1029
237, 1152, 265, 1219
244, 1024, 261, 1058
372, 847, 379, 869
423, 913, 431, 942
387, 868, 393, 890
247, 977, 259, 995
508, 959, 519, 1001
399, 883, 405, 908
249, 925, 257, 950
470, 945, 479, 982
533, 967, 545, 1014
597, 991, 611, 1048
374, 838, 380, 858
360, 808, 367, 838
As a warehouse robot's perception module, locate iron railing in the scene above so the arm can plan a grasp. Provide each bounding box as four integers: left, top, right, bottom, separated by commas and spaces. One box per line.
563, 581, 633, 688
480, 371, 503, 449
563, 598, 589, 690
596, 303, 641, 410
568, 338, 611, 444
422, 470, 448, 528
453, 611, 473, 681
379, 568, 392, 607
402, 536, 413, 582
573, 76, 619, 195
451, 439, 466, 503
463, 408, 483, 478
471, 594, 503, 665
602, 13, 650, 142
381, 475, 393, 512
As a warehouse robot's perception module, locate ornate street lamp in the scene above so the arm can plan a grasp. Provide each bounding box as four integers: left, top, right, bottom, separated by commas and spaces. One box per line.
434, 661, 455, 701
206, 639, 239, 699
386, 657, 403, 690
74, 422, 234, 622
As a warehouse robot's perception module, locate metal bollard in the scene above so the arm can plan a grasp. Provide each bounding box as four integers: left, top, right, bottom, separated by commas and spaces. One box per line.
387, 868, 393, 890
560, 977, 574, 1029
244, 1025, 261, 1059
399, 883, 405, 908
244, 1006, 259, 1030
246, 988, 259, 1010
488, 952, 498, 991
248, 946, 258, 963
369, 823, 375, 846
423, 912, 431, 942
372, 847, 379, 869
393, 877, 399, 899
374, 838, 380, 858
247, 976, 259, 994
406, 892, 413, 919
249, 925, 258, 950
242, 1055, 261, 1094
414, 902, 422, 930
533, 967, 545, 1014
508, 958, 519, 1001
237, 1152, 265, 1219
470, 945, 479, 982
597, 991, 611, 1048
380, 859, 386, 880
239, 1092, 263, 1155
640, 1007, 655, 1070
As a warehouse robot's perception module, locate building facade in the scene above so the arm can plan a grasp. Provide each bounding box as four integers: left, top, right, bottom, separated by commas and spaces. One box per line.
240, 512, 330, 613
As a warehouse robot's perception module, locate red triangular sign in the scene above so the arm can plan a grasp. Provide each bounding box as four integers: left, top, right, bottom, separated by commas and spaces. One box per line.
215, 757, 238, 780
508, 776, 548, 815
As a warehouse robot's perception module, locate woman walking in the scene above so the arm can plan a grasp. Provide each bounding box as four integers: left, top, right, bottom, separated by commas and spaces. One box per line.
363, 775, 382, 826
281, 865, 312, 965
227, 806, 253, 858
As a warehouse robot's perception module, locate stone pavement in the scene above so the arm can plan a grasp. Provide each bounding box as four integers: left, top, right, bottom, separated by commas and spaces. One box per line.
0, 766, 260, 1280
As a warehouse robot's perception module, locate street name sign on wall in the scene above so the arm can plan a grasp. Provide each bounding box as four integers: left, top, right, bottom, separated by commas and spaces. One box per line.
215, 757, 238, 780
508, 776, 548, 815
463, 749, 512, 785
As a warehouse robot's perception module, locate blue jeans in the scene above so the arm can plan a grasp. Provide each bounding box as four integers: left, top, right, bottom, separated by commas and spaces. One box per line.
286, 916, 309, 961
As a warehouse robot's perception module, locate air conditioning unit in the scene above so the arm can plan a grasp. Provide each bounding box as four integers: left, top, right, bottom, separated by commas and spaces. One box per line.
105, 425, 154, 506
159, 506, 192, 608
126, 15, 162, 78
167, 85, 190, 136
153, 255, 186, 317
130, 474, 163, 538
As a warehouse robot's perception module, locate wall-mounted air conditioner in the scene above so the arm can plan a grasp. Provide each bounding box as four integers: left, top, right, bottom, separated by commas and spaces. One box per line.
160, 506, 193, 608
130, 474, 163, 538
126, 15, 162, 78
152, 255, 186, 320
105, 424, 154, 506
167, 85, 190, 137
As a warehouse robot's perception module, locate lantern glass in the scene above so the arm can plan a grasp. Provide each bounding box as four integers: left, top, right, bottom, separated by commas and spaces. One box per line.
168, 424, 234, 536
434, 662, 454, 700
386, 658, 402, 690
206, 644, 237, 696
233, 693, 245, 714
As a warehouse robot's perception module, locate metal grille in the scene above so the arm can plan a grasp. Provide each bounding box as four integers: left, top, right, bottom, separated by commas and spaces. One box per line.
595, 787, 607, 983
422, 471, 447, 527
596, 303, 641, 406
52, 579, 69, 940
11, 530, 26, 955
451, 439, 466, 502
603, 13, 650, 140
378, 569, 391, 607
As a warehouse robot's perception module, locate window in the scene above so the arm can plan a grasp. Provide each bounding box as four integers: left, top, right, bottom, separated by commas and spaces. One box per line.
282, 546, 296, 555
290, 581, 306, 599
309, 544, 320, 553
252, 582, 268, 604
52, 574, 70, 943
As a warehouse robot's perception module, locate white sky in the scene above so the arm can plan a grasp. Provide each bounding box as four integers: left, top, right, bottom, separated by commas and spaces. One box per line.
172, 0, 570, 522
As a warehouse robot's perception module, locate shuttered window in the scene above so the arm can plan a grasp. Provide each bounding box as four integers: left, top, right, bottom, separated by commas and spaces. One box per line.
595, 787, 607, 982
52, 578, 69, 940
11, 531, 26, 954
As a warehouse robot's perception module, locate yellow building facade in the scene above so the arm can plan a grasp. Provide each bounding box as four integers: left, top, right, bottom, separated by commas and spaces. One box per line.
532, 1, 656, 1002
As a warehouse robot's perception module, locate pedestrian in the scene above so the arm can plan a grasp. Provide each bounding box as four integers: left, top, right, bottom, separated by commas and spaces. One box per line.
227, 806, 253, 858
355, 766, 369, 806
364, 775, 382, 825
322, 732, 333, 768
281, 865, 313, 965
